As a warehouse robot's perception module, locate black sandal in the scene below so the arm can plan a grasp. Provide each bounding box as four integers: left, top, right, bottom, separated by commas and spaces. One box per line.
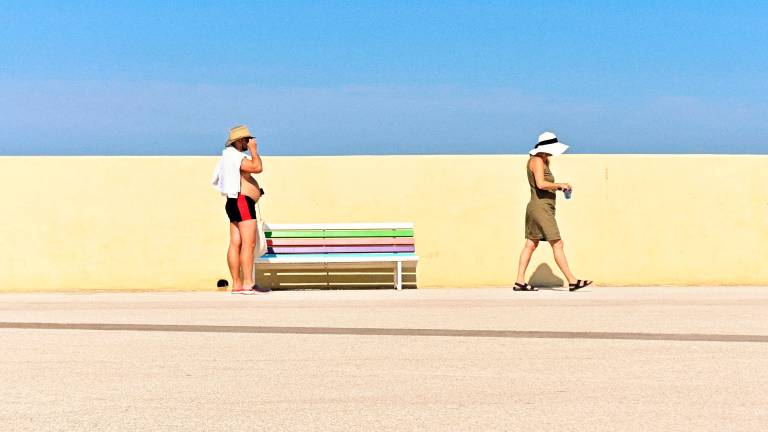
513, 282, 538, 291
569, 280, 593, 291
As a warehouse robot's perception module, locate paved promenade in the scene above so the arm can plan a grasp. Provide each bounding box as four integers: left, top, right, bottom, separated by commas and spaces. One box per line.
2, 287, 768, 431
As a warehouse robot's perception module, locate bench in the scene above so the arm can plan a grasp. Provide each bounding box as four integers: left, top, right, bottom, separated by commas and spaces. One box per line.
254, 223, 419, 290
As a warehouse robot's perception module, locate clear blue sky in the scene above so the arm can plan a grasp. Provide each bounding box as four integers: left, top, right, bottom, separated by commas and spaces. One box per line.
1, 1, 766, 155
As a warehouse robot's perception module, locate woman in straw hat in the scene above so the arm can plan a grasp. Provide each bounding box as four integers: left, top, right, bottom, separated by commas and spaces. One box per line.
514, 132, 592, 292
211, 125, 269, 294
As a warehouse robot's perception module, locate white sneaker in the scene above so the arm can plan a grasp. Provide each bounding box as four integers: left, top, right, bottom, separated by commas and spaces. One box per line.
230, 287, 256, 295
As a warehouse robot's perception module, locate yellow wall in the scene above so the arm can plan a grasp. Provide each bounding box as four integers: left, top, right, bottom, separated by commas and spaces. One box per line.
1, 155, 767, 291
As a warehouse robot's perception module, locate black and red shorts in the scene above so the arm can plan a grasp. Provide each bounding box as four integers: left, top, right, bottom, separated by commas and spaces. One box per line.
225, 194, 256, 222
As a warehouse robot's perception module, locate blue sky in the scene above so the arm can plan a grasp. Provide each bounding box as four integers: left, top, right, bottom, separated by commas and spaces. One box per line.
1, 1, 766, 155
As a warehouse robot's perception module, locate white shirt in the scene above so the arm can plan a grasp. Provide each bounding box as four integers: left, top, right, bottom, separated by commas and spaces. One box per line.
211, 147, 251, 198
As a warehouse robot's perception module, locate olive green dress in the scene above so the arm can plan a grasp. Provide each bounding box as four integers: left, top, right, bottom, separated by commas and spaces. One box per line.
525, 158, 561, 241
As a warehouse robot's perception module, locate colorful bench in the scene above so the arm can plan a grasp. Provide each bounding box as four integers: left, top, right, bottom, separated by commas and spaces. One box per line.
254, 223, 418, 290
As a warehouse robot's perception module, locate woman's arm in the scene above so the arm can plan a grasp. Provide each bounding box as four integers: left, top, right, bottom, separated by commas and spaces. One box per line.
530, 157, 570, 192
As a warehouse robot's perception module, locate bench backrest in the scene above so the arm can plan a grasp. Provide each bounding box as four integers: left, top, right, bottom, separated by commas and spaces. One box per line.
264, 223, 415, 255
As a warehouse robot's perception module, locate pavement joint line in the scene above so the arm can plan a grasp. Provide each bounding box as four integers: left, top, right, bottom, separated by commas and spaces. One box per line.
1, 322, 767, 343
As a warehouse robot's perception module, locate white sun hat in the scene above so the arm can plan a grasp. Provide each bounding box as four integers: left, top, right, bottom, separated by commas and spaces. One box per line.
529, 131, 569, 156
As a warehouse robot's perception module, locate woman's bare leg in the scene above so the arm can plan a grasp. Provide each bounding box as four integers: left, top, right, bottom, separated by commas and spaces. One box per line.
515, 239, 539, 284
549, 240, 577, 285
238, 219, 258, 288
227, 223, 243, 289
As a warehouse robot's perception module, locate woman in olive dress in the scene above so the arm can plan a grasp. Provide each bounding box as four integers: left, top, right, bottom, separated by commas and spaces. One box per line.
514, 132, 593, 292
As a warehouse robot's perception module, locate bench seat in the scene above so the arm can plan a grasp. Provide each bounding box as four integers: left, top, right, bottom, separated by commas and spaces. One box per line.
255, 223, 418, 290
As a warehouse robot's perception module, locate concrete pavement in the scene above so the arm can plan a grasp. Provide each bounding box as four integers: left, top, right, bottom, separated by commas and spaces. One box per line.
2, 287, 768, 431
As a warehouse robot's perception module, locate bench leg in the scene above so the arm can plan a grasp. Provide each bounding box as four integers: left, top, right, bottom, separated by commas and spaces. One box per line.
394, 261, 403, 290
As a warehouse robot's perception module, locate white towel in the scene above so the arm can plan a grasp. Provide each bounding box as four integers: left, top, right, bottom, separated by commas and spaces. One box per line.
211, 147, 251, 198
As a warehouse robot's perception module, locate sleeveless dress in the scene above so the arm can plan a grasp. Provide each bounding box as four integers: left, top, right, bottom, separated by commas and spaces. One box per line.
525, 158, 561, 241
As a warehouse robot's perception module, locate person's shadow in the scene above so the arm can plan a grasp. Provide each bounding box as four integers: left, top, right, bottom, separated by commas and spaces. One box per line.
529, 263, 565, 290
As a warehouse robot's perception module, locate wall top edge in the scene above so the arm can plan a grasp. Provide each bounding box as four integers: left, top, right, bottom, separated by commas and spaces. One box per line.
1, 154, 766, 159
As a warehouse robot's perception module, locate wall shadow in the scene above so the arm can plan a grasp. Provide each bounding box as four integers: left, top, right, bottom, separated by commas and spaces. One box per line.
529, 263, 564, 289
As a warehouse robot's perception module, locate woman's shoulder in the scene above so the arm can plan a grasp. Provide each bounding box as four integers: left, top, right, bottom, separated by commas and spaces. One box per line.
528, 156, 543, 169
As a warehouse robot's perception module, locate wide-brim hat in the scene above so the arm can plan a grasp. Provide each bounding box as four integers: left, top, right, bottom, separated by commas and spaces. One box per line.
225, 125, 253, 147
529, 131, 569, 156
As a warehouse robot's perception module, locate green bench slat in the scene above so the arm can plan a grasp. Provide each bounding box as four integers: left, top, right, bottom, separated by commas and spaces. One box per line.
265, 229, 414, 238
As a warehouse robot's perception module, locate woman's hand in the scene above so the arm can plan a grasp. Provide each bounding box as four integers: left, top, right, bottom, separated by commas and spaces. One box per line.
558, 183, 572, 191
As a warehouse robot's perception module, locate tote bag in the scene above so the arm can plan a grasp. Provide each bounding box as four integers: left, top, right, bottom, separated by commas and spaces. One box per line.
255, 202, 268, 257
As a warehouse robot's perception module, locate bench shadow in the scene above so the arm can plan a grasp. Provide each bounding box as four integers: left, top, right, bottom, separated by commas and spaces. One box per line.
255, 262, 418, 291
528, 263, 565, 290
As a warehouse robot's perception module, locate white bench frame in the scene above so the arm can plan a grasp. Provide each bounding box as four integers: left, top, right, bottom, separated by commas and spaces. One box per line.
255, 223, 419, 290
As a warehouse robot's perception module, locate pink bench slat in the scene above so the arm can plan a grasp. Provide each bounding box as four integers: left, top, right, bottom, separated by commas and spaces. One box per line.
269, 245, 416, 254
267, 237, 415, 247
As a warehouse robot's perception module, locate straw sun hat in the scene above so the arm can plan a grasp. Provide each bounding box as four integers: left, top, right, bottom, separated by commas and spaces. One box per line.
529, 131, 569, 156
225, 125, 254, 147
